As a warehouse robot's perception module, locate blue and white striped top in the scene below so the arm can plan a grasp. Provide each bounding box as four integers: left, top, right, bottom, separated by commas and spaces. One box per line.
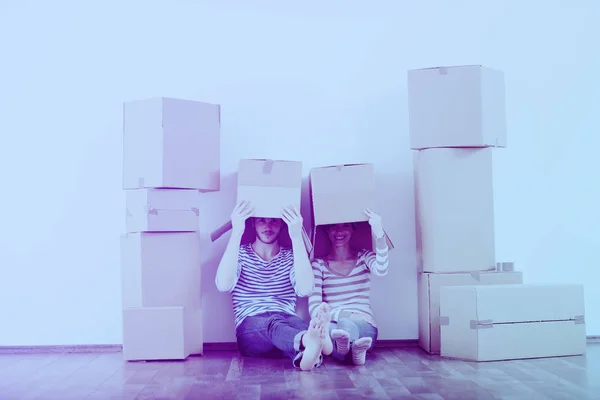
229, 244, 300, 329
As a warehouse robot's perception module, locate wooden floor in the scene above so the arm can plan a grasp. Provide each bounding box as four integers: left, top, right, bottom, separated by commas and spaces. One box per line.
0, 344, 598, 400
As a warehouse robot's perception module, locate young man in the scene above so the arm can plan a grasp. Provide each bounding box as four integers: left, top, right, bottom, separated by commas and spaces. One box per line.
215, 200, 333, 371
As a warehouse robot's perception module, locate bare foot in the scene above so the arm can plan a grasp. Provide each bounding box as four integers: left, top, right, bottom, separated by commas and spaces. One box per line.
330, 329, 351, 355
315, 303, 333, 355
299, 318, 324, 371
351, 337, 372, 365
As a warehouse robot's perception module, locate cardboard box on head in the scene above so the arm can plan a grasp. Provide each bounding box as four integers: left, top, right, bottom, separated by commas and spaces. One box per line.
308, 163, 394, 260
210, 158, 312, 254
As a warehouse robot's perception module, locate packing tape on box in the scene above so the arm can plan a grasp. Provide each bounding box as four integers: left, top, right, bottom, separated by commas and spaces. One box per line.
138, 177, 145, 188
126, 208, 132, 217
574, 315, 585, 324
335, 165, 344, 171
470, 272, 481, 281
262, 159, 275, 174
470, 319, 493, 330
211, 220, 233, 242
438, 66, 448, 75
439, 316, 449, 326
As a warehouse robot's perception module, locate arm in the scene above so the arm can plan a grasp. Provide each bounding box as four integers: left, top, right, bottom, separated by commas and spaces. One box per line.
291, 235, 315, 297
215, 201, 253, 292
307, 260, 323, 318
281, 205, 314, 297
364, 208, 389, 276
214, 230, 243, 292
364, 234, 390, 276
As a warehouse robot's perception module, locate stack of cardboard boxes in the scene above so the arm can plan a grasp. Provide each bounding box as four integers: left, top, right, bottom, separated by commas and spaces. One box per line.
120, 97, 220, 361
409, 65, 587, 361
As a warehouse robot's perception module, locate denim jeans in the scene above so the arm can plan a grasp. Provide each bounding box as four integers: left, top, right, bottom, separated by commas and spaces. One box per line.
329, 317, 378, 363
236, 311, 322, 368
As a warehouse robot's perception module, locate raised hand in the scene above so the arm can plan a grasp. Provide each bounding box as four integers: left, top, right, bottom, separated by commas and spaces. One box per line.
364, 208, 384, 238
231, 201, 254, 235
281, 204, 303, 239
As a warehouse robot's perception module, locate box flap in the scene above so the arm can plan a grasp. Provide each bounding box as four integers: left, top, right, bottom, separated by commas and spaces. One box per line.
309, 163, 375, 194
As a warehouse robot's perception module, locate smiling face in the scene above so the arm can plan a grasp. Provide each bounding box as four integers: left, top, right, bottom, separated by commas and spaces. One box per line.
326, 223, 355, 248
252, 217, 283, 244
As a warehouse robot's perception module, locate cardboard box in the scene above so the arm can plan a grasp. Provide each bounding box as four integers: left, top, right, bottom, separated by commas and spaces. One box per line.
237, 159, 302, 218
439, 283, 586, 361
120, 232, 201, 309
122, 97, 220, 191
125, 188, 200, 233
414, 148, 495, 273
122, 306, 203, 361
407, 65, 506, 150
418, 270, 523, 355
210, 159, 312, 254
309, 163, 393, 259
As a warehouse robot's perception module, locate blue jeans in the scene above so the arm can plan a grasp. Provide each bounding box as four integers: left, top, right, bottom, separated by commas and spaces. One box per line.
236, 312, 322, 368
330, 317, 378, 364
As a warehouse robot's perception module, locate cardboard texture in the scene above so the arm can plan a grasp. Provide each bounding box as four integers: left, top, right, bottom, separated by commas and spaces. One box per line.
414, 148, 495, 273
120, 232, 201, 309
122, 306, 203, 361
407, 65, 507, 150
122, 97, 220, 191
237, 159, 302, 218
439, 283, 587, 361
417, 271, 523, 355
125, 188, 200, 233
309, 163, 393, 258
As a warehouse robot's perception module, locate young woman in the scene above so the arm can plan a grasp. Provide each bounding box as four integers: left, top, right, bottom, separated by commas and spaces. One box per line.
308, 208, 390, 365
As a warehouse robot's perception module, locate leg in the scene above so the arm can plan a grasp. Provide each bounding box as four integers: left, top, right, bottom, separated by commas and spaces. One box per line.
314, 302, 333, 355
265, 313, 324, 371
236, 314, 284, 358
350, 320, 378, 365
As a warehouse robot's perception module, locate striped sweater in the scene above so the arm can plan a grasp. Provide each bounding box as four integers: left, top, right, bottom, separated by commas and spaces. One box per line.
309, 246, 389, 323
227, 244, 302, 329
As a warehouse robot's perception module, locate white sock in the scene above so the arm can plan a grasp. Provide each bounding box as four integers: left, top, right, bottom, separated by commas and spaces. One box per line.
330, 329, 350, 356
351, 337, 372, 365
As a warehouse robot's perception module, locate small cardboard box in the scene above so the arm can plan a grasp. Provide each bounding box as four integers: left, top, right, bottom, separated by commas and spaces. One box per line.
210, 159, 312, 254
237, 159, 302, 218
439, 283, 586, 361
309, 163, 393, 259
120, 232, 201, 309
125, 188, 200, 233
414, 148, 495, 273
407, 65, 507, 150
418, 270, 523, 355
122, 306, 203, 361
122, 97, 220, 191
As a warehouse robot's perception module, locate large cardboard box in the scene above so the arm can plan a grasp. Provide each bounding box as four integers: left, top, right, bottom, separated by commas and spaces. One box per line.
237, 159, 302, 218
418, 270, 523, 355
407, 65, 507, 150
210, 159, 312, 254
439, 283, 586, 361
309, 163, 393, 259
120, 232, 201, 309
122, 306, 203, 361
125, 189, 200, 233
414, 148, 495, 273
122, 97, 220, 191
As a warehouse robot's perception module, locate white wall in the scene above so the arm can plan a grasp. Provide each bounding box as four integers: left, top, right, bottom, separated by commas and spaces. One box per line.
1, 0, 598, 346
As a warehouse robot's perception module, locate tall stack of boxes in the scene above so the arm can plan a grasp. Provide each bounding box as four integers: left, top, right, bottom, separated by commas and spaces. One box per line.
408, 65, 586, 361
121, 97, 221, 361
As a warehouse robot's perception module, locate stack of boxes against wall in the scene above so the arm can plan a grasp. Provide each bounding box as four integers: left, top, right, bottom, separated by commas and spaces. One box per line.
121, 97, 221, 361
408, 65, 586, 362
